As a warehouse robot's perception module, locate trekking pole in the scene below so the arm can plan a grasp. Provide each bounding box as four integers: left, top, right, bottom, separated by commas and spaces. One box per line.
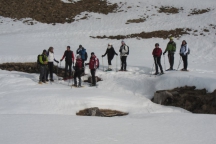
116, 55, 118, 72
150, 59, 155, 77
163, 55, 166, 71
57, 63, 59, 83
102, 57, 104, 71
177, 56, 182, 70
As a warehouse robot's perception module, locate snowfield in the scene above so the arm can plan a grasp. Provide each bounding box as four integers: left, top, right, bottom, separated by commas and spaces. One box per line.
0, 0, 216, 144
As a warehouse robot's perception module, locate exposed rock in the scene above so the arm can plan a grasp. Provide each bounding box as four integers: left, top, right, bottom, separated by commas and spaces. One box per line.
152, 86, 216, 114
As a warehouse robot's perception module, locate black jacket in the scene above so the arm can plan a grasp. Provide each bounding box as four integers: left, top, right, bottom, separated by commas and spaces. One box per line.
103, 46, 117, 59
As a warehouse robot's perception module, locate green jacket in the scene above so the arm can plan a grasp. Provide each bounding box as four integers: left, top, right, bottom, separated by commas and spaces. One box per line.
39, 54, 48, 65
165, 41, 176, 54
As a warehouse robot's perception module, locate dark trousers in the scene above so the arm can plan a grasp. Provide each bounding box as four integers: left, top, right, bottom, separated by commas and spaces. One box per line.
121, 56, 127, 70
181, 55, 188, 70
74, 69, 82, 86
39, 65, 47, 81
154, 57, 163, 73
108, 58, 112, 65
168, 53, 174, 69
82, 59, 85, 73
90, 69, 96, 85
46, 62, 53, 80
64, 62, 72, 78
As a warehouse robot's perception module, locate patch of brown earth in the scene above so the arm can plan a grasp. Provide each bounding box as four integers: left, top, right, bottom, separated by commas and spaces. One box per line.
158, 6, 183, 14
188, 8, 211, 16
90, 28, 191, 40
0, 0, 118, 24
76, 107, 128, 117
126, 18, 146, 24
152, 86, 216, 114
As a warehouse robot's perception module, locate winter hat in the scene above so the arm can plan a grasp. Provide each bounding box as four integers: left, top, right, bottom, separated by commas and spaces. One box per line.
155, 43, 159, 46
43, 49, 47, 53
67, 46, 70, 49
121, 40, 125, 44
77, 55, 81, 59
169, 37, 174, 40
108, 43, 112, 46
79, 45, 82, 48
91, 52, 95, 55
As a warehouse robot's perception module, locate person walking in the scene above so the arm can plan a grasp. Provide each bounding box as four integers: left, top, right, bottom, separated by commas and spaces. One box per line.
152, 43, 164, 75
76, 45, 88, 68
60, 46, 75, 80
102, 43, 118, 71
38, 50, 48, 84
179, 40, 189, 71
119, 40, 129, 71
46, 47, 59, 82
163, 37, 176, 70
73, 55, 83, 87
86, 52, 99, 86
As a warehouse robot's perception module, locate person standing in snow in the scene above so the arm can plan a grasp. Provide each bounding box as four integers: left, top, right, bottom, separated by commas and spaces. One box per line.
60, 46, 75, 80
152, 43, 164, 75
85, 52, 99, 86
102, 43, 118, 71
179, 40, 189, 71
119, 40, 129, 71
38, 50, 48, 84
73, 55, 83, 87
163, 37, 176, 70
46, 47, 59, 82
76, 45, 88, 68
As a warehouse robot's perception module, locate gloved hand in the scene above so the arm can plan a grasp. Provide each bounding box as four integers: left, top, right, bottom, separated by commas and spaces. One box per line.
56, 60, 59, 63
60, 59, 63, 62
116, 53, 118, 56
163, 52, 165, 55
102, 55, 104, 57
73, 66, 76, 70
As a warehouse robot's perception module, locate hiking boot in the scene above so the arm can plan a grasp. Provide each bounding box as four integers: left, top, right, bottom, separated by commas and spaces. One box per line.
160, 72, 164, 74
38, 81, 43, 84
50, 79, 54, 82
154, 72, 159, 75
42, 80, 47, 83
46, 79, 49, 82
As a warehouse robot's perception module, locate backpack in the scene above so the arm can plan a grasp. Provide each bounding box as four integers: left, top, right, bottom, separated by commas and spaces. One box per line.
76, 60, 82, 69
187, 48, 190, 55
126, 45, 129, 55
37, 54, 41, 65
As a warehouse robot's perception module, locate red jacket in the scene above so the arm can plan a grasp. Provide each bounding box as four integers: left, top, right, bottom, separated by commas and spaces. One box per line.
89, 55, 99, 69
152, 48, 162, 57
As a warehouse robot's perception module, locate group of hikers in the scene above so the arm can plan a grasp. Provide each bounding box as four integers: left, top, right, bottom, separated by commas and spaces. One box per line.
37, 37, 189, 87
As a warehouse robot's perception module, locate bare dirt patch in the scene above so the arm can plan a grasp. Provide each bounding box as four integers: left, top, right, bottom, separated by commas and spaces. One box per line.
90, 28, 191, 40
188, 8, 211, 16
0, 0, 118, 24
158, 6, 183, 14
126, 18, 146, 24
76, 107, 128, 117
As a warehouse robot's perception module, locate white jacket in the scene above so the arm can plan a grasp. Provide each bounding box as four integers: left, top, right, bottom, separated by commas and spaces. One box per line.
48, 52, 55, 62
119, 45, 129, 56
180, 44, 188, 56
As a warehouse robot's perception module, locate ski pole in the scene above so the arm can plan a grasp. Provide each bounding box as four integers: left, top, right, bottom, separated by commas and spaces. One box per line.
177, 56, 182, 70
163, 55, 166, 71
150, 59, 155, 77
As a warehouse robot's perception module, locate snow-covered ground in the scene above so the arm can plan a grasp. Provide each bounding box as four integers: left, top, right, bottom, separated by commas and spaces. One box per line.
0, 0, 216, 143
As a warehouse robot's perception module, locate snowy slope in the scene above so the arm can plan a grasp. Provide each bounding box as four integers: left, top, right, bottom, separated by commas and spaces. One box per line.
0, 0, 216, 144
